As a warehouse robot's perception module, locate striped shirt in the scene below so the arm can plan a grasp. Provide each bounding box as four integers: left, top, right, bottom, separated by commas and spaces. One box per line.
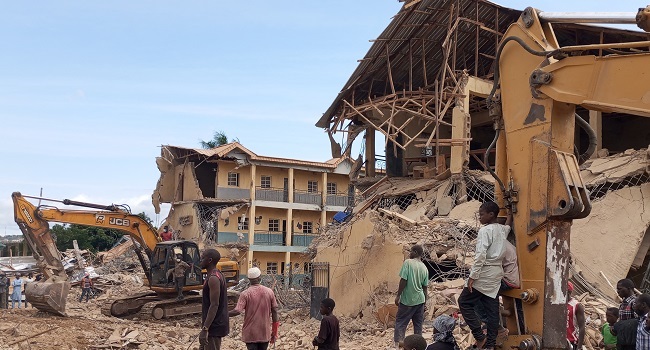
637, 314, 650, 350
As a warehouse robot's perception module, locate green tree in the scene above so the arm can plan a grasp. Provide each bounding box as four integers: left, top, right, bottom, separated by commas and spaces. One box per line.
199, 130, 238, 149
137, 211, 155, 229
51, 224, 123, 253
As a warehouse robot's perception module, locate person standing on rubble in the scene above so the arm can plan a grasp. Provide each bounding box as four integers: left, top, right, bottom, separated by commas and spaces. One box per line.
229, 267, 279, 350
198, 248, 229, 350
458, 201, 509, 350
612, 279, 640, 349
633, 293, 650, 349
0, 272, 8, 309
566, 281, 586, 350
23, 273, 34, 308
79, 272, 94, 302
11, 273, 24, 309
393, 244, 429, 349
161, 226, 173, 241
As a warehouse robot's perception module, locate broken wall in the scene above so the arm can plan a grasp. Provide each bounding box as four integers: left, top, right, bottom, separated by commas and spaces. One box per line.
164, 202, 201, 240
314, 213, 405, 316
571, 183, 650, 298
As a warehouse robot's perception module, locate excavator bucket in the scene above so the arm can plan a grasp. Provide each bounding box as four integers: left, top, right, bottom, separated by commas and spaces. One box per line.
25, 281, 71, 316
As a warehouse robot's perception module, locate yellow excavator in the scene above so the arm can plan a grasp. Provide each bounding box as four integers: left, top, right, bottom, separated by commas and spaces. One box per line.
12, 192, 240, 319
486, 5, 650, 350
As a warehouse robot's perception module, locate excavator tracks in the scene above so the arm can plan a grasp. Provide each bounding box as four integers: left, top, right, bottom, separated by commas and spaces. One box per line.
101, 291, 159, 318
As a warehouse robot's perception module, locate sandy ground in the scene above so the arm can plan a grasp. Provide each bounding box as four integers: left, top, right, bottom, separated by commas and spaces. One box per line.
0, 299, 404, 350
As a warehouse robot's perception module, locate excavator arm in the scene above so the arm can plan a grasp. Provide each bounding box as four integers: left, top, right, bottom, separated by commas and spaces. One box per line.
488, 6, 650, 350
12, 192, 163, 316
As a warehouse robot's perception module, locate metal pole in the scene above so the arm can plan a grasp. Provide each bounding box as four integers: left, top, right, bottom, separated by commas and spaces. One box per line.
538, 11, 637, 24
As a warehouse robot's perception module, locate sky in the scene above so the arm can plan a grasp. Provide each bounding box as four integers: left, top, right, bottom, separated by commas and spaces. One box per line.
0, 1, 641, 236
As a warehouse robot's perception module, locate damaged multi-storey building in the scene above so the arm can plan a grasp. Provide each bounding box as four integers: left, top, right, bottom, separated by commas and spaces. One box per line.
311, 0, 650, 316
151, 142, 354, 278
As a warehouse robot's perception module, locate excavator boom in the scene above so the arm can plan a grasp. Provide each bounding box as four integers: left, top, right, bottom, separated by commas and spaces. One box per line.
12, 192, 239, 319
490, 6, 650, 350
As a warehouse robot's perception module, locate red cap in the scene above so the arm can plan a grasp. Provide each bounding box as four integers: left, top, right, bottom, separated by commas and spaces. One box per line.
567, 281, 574, 292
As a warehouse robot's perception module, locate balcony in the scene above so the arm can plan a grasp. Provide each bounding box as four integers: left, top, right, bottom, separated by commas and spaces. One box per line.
253, 231, 285, 246
216, 187, 250, 200
294, 189, 322, 205
292, 234, 316, 247
326, 193, 352, 207
255, 187, 288, 202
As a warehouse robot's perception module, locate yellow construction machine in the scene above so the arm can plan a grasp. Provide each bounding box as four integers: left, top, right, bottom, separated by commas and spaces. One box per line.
486, 5, 650, 350
12, 192, 240, 319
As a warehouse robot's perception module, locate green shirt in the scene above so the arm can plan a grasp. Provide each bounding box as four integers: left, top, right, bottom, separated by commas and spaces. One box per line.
398, 258, 429, 306
602, 323, 617, 345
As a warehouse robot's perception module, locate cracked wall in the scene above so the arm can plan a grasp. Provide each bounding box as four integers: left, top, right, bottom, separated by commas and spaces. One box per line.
571, 182, 650, 298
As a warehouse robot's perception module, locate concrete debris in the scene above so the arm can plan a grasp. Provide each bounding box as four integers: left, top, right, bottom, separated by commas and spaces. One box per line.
581, 147, 649, 186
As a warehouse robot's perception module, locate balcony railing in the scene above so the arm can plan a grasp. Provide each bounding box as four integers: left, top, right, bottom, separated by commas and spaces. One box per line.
255, 187, 289, 202
216, 187, 250, 200
253, 231, 286, 246
292, 234, 316, 247
294, 189, 322, 205
326, 193, 352, 207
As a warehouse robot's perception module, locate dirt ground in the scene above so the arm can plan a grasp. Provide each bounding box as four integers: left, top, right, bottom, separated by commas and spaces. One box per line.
0, 297, 407, 350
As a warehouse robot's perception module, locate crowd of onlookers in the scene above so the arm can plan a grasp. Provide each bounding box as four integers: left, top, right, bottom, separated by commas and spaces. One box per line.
0, 271, 40, 309
393, 200, 650, 350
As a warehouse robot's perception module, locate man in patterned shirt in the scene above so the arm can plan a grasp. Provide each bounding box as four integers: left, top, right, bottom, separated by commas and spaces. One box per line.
618, 279, 637, 321
634, 293, 650, 350
612, 279, 640, 349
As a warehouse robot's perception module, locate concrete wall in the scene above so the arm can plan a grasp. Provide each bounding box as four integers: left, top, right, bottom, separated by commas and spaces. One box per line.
217, 161, 252, 190
571, 183, 650, 298
255, 166, 289, 189
164, 202, 201, 239
314, 214, 406, 316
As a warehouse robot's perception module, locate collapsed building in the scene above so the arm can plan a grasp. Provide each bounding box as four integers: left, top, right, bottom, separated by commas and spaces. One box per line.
311, 0, 650, 318
151, 142, 354, 278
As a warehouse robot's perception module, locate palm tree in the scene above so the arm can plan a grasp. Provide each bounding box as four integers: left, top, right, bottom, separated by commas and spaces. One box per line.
199, 130, 237, 149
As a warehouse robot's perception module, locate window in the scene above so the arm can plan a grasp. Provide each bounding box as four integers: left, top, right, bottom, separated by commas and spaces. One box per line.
237, 217, 249, 230
266, 262, 278, 275
302, 221, 313, 234
304, 262, 312, 274
327, 182, 337, 195
268, 219, 279, 232
308, 180, 318, 193
260, 175, 271, 189
227, 172, 239, 187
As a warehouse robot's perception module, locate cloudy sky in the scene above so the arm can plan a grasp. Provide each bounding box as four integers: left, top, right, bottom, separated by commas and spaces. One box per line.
0, 1, 639, 236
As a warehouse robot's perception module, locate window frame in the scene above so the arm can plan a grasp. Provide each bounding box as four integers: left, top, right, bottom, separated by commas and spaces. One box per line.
302, 221, 313, 234
266, 262, 278, 275
227, 172, 239, 187
237, 217, 249, 230
268, 219, 280, 232
260, 175, 272, 189
326, 182, 337, 195
307, 180, 319, 193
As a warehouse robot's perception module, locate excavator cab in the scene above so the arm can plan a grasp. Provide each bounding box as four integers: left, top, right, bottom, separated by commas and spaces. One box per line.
149, 241, 203, 290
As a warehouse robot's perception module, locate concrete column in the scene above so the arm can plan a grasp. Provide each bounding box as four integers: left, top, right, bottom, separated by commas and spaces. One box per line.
365, 129, 376, 177
247, 164, 257, 269
451, 82, 470, 175
589, 110, 602, 158
286, 208, 293, 248
288, 168, 294, 203
321, 172, 328, 226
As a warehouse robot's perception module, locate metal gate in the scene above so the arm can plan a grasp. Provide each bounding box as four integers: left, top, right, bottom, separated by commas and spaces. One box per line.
309, 262, 330, 319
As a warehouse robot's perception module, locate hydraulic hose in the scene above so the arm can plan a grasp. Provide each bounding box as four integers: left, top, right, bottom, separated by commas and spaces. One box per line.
484, 127, 507, 195
575, 113, 598, 164
486, 36, 555, 106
